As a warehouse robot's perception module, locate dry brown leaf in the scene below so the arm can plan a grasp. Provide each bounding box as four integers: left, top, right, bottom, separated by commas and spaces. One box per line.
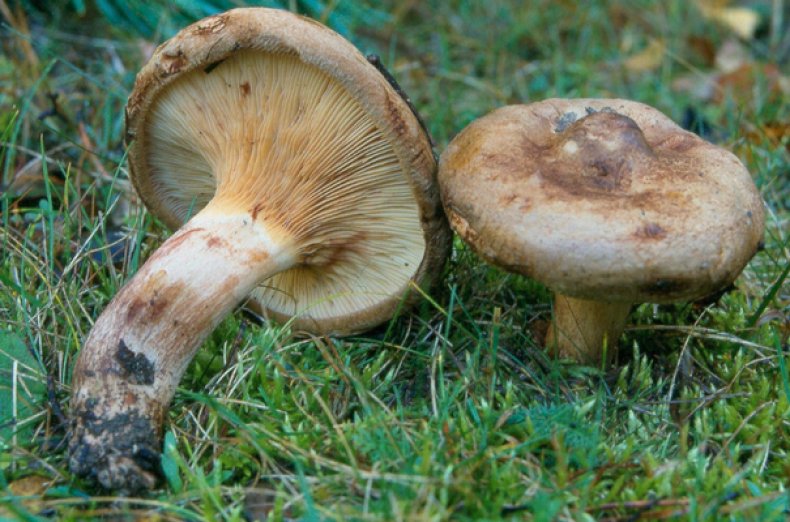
674, 60, 789, 108
0, 475, 52, 516
714, 62, 787, 103
713, 7, 760, 39
672, 30, 788, 108
623, 39, 666, 72
7, 475, 51, 496
686, 35, 717, 66
739, 122, 790, 162
695, 0, 760, 39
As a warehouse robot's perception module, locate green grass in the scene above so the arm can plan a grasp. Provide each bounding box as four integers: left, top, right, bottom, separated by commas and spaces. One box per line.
1, 0, 788, 520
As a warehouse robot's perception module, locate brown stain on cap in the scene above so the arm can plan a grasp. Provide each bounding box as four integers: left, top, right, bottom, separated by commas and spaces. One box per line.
160, 50, 188, 77
192, 14, 227, 35
383, 91, 407, 138
539, 111, 655, 199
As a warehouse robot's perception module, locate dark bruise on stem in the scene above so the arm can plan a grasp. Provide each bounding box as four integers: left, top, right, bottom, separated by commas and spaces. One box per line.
116, 339, 155, 386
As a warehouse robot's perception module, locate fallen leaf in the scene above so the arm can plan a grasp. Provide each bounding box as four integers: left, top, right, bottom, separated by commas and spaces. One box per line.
623, 39, 666, 72
713, 6, 760, 39
714, 62, 787, 103
737, 121, 790, 162
8, 475, 51, 496
0, 475, 51, 517
673, 61, 789, 108
695, 1, 761, 40
757, 122, 790, 150
686, 35, 717, 66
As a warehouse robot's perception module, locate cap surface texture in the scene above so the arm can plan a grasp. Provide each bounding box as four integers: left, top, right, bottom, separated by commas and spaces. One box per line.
439, 98, 764, 303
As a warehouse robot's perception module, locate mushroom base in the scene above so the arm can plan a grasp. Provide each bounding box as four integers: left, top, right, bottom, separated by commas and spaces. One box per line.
69, 386, 163, 493
546, 295, 631, 366
68, 205, 294, 492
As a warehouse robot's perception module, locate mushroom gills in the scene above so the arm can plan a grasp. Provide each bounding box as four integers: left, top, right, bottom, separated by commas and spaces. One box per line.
145, 50, 426, 325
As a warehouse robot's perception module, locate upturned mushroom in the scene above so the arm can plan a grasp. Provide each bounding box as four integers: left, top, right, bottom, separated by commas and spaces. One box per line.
438, 98, 764, 365
69, 8, 450, 492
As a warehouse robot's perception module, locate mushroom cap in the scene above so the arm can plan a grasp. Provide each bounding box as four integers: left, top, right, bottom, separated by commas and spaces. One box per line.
125, 8, 450, 335
439, 98, 764, 303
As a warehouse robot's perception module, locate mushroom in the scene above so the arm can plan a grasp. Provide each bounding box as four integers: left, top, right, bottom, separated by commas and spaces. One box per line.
438, 98, 764, 365
69, 8, 450, 492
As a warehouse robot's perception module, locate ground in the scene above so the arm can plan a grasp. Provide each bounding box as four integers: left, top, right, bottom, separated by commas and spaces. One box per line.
1, 1, 788, 520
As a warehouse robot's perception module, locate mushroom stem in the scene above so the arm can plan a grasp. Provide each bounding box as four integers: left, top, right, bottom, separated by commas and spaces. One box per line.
68, 203, 294, 492
546, 295, 631, 366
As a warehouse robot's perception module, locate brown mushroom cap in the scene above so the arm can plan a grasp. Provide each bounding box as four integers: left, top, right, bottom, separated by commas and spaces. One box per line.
126, 8, 450, 334
439, 98, 764, 303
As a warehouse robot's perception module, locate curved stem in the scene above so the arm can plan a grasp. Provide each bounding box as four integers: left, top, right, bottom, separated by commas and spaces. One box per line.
69, 204, 294, 492
545, 295, 631, 366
